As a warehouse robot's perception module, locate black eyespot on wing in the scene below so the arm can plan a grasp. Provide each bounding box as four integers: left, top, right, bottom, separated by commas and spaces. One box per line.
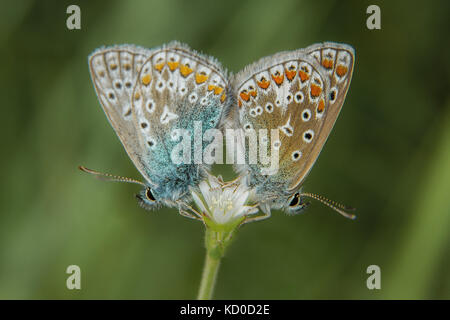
304, 132, 312, 140
289, 193, 300, 207
146, 188, 156, 202
330, 90, 336, 101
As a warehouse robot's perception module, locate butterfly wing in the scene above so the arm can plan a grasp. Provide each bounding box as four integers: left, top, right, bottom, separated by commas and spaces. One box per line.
232, 43, 354, 198
130, 42, 230, 201
89, 45, 156, 183
295, 42, 355, 190
89, 43, 230, 203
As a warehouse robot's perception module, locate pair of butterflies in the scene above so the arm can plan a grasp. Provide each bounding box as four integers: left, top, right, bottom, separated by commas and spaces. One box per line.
84, 41, 355, 220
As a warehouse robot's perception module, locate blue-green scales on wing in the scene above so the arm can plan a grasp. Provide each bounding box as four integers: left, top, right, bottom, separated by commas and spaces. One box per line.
88, 42, 230, 210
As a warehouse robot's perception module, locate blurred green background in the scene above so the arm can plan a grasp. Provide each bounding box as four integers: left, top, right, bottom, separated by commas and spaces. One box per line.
1, 0, 449, 299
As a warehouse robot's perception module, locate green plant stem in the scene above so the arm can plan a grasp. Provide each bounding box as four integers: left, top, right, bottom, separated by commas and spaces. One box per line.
197, 226, 236, 300
197, 247, 221, 300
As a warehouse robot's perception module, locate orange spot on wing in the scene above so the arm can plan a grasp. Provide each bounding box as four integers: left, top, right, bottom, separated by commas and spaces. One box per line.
317, 99, 325, 112
271, 74, 284, 86
221, 93, 226, 103
249, 90, 257, 98
167, 61, 179, 71
208, 85, 223, 95
195, 73, 208, 84
285, 69, 296, 81
257, 79, 270, 89
298, 70, 309, 82
134, 92, 141, 100
141, 74, 151, 86
310, 84, 322, 97
206, 85, 221, 95
214, 86, 224, 95
155, 63, 165, 72
180, 64, 193, 77
240, 90, 250, 102
238, 99, 242, 108
322, 59, 334, 69
336, 65, 348, 77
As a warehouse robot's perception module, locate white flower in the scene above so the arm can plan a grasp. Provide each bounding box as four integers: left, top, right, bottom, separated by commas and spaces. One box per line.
190, 173, 259, 226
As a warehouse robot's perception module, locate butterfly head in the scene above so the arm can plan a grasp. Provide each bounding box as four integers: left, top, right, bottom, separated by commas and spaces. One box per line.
255, 187, 310, 215
255, 185, 355, 219
283, 191, 356, 219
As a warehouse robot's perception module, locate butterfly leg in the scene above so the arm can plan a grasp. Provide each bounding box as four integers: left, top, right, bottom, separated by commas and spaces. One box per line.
241, 206, 272, 224
178, 209, 202, 220
177, 202, 203, 221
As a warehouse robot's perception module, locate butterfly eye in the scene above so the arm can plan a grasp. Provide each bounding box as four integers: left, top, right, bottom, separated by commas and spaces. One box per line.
145, 188, 156, 202
288, 193, 300, 207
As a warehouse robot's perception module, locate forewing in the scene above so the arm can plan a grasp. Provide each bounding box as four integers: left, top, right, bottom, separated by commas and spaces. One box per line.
295, 42, 355, 189
89, 45, 155, 183
131, 42, 229, 189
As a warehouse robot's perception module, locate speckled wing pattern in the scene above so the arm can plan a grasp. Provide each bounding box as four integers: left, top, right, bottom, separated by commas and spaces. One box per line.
89, 45, 155, 183
298, 43, 355, 190
130, 42, 229, 199
232, 42, 354, 197
89, 42, 230, 204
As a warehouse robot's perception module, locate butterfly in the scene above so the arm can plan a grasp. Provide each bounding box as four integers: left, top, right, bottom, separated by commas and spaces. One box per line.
84, 42, 230, 213
230, 42, 356, 221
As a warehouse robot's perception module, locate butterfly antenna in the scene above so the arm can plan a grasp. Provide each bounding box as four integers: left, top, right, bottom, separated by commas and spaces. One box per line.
299, 192, 356, 220
78, 165, 146, 187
